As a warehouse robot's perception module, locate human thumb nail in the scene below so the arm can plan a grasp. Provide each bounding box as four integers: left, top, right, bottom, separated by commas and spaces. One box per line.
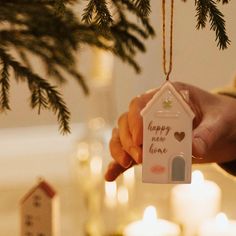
193, 136, 207, 156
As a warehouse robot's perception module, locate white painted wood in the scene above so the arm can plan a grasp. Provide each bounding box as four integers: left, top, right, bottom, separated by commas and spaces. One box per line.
141, 81, 195, 184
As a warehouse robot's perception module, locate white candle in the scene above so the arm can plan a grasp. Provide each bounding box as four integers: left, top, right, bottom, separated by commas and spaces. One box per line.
171, 170, 221, 236
123, 167, 135, 189
104, 181, 117, 208
199, 213, 236, 236
117, 185, 129, 206
76, 142, 89, 163
124, 205, 180, 236
91, 47, 114, 86
90, 155, 103, 177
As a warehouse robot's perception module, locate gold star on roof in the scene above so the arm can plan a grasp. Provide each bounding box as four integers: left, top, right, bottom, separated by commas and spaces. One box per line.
163, 99, 172, 109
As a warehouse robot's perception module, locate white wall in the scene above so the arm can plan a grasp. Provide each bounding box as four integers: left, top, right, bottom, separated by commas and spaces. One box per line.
114, 0, 236, 115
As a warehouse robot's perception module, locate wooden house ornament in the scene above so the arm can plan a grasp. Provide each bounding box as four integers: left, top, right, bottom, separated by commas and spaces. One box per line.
20, 179, 60, 236
141, 81, 195, 184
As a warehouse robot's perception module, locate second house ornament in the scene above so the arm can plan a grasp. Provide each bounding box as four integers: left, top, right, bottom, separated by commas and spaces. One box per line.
141, 0, 195, 184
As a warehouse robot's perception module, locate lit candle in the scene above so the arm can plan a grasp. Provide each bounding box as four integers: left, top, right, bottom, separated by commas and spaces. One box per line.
76, 142, 89, 164
91, 47, 114, 86
199, 213, 236, 236
171, 170, 221, 236
123, 167, 135, 189
90, 155, 103, 177
124, 206, 180, 236
117, 185, 129, 206
104, 181, 117, 208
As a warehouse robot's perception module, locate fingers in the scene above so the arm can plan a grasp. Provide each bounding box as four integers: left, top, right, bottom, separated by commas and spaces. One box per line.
192, 115, 225, 158
128, 91, 157, 146
110, 128, 133, 168
104, 161, 127, 182
118, 113, 142, 163
106, 88, 159, 181
128, 97, 143, 146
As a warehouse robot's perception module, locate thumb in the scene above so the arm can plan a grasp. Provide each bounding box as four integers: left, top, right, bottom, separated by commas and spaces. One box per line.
192, 117, 224, 158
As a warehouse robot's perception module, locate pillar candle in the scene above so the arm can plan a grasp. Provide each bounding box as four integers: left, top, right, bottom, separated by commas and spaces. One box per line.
199, 213, 236, 236
124, 205, 180, 236
171, 170, 221, 236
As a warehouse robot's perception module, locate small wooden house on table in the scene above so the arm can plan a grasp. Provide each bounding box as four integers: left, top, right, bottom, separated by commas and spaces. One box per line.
20, 179, 60, 236
141, 81, 195, 184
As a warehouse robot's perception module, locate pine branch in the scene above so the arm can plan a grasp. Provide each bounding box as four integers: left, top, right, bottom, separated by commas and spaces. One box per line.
31, 87, 48, 114
115, 0, 155, 36
207, 0, 230, 49
82, 0, 113, 32
0, 58, 10, 111
16, 49, 32, 71
216, 0, 230, 4
0, 47, 71, 134
54, 0, 66, 16
134, 0, 151, 17
195, 0, 230, 49
0, 0, 231, 134
195, 0, 208, 29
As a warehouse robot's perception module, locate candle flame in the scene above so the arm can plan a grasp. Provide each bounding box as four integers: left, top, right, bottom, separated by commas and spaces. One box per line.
143, 206, 158, 224
216, 212, 229, 230
191, 170, 204, 185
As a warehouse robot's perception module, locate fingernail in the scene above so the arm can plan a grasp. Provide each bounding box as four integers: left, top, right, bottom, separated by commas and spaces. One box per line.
122, 159, 133, 168
130, 147, 140, 163
193, 137, 207, 156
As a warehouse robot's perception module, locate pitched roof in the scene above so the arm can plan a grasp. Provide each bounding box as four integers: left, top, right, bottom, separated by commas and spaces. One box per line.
141, 81, 195, 119
21, 179, 57, 203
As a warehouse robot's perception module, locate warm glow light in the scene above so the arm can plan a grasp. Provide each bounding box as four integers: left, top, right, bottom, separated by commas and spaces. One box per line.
123, 205, 180, 236
105, 181, 117, 208
88, 117, 105, 130
91, 47, 114, 86
105, 181, 117, 198
191, 170, 204, 185
216, 212, 229, 230
76, 142, 89, 162
143, 206, 158, 225
90, 155, 102, 176
117, 186, 129, 205
90, 141, 103, 154
123, 167, 135, 187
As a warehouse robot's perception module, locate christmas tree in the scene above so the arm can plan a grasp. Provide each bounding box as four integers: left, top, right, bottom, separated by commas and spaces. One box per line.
0, 0, 230, 133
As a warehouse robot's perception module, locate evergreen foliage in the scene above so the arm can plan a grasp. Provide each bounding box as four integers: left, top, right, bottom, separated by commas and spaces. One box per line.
195, 0, 230, 49
0, 0, 231, 133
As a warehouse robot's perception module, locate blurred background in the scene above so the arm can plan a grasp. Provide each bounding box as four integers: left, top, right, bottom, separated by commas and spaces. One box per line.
0, 1, 236, 236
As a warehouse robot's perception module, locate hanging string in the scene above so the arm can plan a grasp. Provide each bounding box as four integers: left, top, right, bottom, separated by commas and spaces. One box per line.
162, 0, 174, 81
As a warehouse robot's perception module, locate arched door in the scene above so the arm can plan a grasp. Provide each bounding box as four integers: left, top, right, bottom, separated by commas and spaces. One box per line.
171, 156, 185, 181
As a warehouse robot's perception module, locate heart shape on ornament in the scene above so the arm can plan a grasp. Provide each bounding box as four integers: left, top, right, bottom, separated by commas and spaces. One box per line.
174, 132, 185, 142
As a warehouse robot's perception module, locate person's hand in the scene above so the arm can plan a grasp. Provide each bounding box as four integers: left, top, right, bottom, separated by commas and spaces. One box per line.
105, 82, 236, 181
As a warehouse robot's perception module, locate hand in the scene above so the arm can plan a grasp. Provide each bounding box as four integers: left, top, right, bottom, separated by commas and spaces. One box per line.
105, 82, 236, 181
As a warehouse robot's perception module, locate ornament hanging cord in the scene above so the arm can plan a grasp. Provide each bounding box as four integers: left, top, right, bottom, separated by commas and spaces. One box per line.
162, 0, 174, 81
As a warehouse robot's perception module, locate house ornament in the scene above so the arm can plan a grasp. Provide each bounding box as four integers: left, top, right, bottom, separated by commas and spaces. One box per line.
141, 81, 195, 184
20, 178, 60, 236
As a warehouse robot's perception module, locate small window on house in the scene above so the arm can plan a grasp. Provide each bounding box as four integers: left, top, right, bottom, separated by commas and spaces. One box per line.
25, 215, 33, 226
171, 156, 185, 181
33, 194, 42, 207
